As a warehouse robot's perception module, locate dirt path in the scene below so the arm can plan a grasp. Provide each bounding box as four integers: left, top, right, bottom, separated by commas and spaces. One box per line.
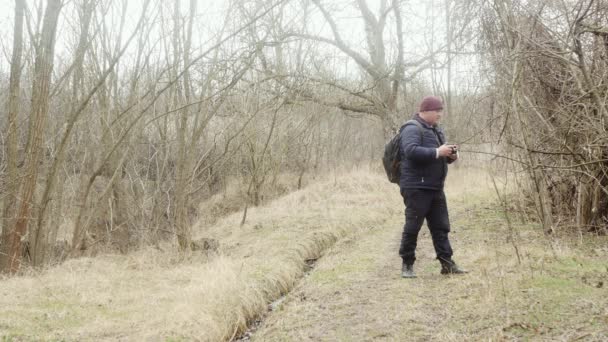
251, 182, 608, 341
251, 207, 481, 340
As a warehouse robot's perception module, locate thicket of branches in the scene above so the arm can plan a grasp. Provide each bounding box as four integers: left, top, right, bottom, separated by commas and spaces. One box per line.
481, 0, 608, 233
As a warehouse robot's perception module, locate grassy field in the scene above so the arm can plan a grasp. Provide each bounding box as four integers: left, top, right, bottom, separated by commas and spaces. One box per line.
0, 170, 397, 341
251, 169, 608, 341
0, 168, 606, 341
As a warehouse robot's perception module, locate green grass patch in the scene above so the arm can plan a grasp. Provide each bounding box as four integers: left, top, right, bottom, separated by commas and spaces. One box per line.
548, 256, 607, 273
528, 274, 578, 290
309, 263, 362, 286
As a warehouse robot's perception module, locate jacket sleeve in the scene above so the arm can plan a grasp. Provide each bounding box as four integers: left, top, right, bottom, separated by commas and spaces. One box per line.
440, 128, 456, 164
400, 124, 436, 162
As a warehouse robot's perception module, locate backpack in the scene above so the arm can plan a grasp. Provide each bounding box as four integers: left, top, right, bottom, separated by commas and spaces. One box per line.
382, 120, 424, 183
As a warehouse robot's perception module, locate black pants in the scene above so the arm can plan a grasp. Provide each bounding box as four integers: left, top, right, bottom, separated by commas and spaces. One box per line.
398, 188, 453, 264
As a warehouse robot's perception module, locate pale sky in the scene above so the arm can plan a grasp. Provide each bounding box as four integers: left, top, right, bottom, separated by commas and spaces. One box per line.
0, 0, 480, 93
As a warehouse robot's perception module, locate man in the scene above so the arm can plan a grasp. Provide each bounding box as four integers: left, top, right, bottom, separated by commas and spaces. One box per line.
398, 95, 467, 278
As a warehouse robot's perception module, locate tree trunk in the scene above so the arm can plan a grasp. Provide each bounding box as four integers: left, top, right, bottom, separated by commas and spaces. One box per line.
173, 0, 196, 251
31, 0, 95, 267
0, 0, 26, 272
1, 0, 62, 274
445, 0, 452, 116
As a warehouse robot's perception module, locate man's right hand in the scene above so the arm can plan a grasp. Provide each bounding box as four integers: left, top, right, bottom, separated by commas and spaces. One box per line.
437, 144, 458, 157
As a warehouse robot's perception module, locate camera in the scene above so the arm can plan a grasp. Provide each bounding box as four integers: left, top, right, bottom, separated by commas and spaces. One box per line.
450, 146, 458, 155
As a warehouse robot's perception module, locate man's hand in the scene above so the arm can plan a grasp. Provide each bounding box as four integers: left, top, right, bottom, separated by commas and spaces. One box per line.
437, 144, 458, 158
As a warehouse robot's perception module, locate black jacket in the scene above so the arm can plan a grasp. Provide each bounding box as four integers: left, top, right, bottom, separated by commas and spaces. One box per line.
398, 114, 451, 190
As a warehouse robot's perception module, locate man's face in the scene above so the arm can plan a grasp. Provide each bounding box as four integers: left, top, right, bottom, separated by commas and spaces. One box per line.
421, 109, 443, 126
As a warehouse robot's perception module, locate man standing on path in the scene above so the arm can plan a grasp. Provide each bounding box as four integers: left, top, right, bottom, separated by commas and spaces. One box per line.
398, 96, 467, 278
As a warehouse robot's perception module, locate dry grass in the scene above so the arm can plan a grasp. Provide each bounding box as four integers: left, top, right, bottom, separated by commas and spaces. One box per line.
252, 168, 608, 341
195, 172, 309, 228
0, 169, 396, 341
2, 167, 606, 341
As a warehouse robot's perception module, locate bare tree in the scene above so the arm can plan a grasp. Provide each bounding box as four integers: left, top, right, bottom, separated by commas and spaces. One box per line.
481, 0, 608, 233
1, 0, 62, 274
0, 0, 26, 272
30, 0, 98, 266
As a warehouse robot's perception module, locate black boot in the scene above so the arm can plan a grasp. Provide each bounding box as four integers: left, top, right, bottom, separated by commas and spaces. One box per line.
402, 262, 417, 278
439, 257, 468, 275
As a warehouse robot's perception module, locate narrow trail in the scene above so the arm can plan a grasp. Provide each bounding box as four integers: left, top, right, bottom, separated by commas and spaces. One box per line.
249, 185, 608, 341
251, 209, 474, 340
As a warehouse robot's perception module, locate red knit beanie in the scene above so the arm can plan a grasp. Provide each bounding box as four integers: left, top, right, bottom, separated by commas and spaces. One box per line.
419, 96, 444, 112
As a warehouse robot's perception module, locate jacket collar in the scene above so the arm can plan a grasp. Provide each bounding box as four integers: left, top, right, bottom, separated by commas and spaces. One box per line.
413, 113, 436, 128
